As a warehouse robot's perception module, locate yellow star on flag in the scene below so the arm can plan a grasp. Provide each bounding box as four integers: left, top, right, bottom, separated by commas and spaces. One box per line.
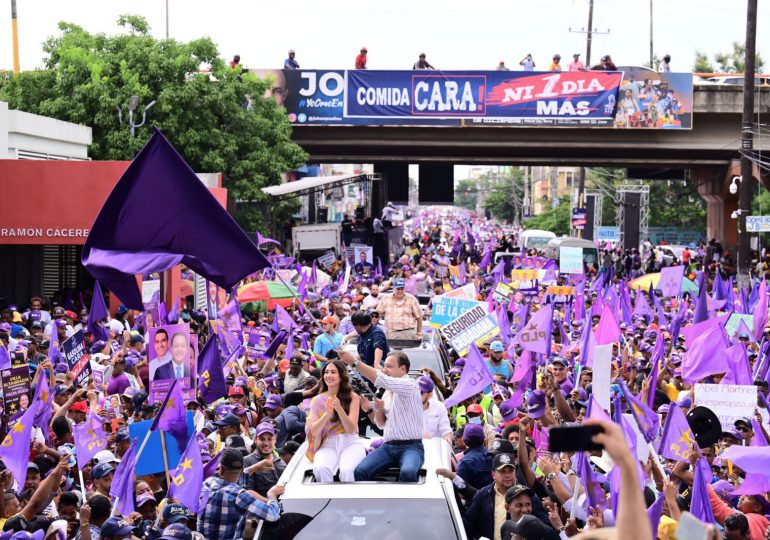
180, 458, 193, 471
13, 422, 25, 433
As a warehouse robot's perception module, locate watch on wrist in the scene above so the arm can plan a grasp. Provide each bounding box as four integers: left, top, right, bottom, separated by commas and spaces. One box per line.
547, 472, 557, 480
353, 358, 360, 367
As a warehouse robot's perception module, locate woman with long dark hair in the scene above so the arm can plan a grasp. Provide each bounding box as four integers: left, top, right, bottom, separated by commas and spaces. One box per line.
305, 360, 364, 482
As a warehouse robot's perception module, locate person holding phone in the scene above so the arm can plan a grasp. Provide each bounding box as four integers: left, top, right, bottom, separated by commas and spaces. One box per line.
305, 360, 364, 482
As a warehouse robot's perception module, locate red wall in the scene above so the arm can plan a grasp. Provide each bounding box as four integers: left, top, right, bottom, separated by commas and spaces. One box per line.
0, 160, 227, 245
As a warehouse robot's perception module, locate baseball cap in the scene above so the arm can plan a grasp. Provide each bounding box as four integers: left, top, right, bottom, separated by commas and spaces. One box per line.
467, 404, 483, 415
115, 429, 130, 443
462, 423, 485, 444
506, 514, 558, 540
550, 356, 568, 367
162, 503, 189, 524
69, 401, 88, 414
94, 449, 120, 464
101, 517, 135, 538
136, 492, 156, 508
418, 376, 434, 393
278, 440, 301, 455
255, 422, 276, 437
493, 453, 516, 471
734, 417, 752, 429
489, 341, 504, 353
526, 391, 547, 419
53, 384, 71, 396
320, 316, 336, 326
214, 413, 241, 428
393, 278, 406, 289
220, 448, 245, 470
228, 386, 245, 397
488, 438, 516, 456
289, 355, 304, 367
159, 523, 193, 540
505, 484, 535, 503
498, 399, 519, 423
92, 463, 114, 480
264, 394, 283, 410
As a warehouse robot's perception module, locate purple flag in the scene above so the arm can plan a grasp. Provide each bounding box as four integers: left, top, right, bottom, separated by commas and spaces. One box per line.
693, 273, 709, 324
274, 305, 296, 330
167, 296, 181, 324
750, 419, 769, 447
657, 404, 695, 461
203, 450, 223, 480
594, 304, 620, 345
167, 433, 204, 512
256, 230, 280, 246
150, 379, 189, 452
109, 437, 138, 516
87, 281, 110, 342
576, 452, 607, 510
619, 381, 660, 443
713, 271, 725, 301
659, 266, 684, 297
73, 411, 110, 468
497, 304, 511, 346
681, 324, 729, 384
722, 343, 753, 385
647, 493, 665, 537
513, 304, 553, 355
0, 346, 10, 371
32, 372, 53, 443
632, 289, 654, 322
82, 129, 271, 310
754, 278, 768, 341
512, 303, 529, 332
719, 445, 770, 476
510, 349, 533, 384
443, 344, 494, 408
732, 473, 770, 495
690, 457, 716, 524
0, 400, 42, 493
647, 359, 660, 409
680, 312, 730, 348
619, 283, 633, 324
48, 321, 62, 364
197, 334, 228, 405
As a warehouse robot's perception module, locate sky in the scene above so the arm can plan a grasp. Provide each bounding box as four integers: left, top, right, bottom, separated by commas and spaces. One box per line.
0, 0, 768, 73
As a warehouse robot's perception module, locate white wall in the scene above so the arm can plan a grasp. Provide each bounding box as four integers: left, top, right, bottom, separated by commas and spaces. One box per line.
0, 101, 92, 160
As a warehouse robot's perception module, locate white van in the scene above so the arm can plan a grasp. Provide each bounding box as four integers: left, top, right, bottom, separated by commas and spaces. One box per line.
520, 229, 556, 252
255, 438, 467, 539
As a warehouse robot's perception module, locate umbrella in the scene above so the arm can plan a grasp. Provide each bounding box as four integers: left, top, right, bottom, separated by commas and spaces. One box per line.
180, 279, 195, 297
237, 281, 296, 309
628, 272, 698, 295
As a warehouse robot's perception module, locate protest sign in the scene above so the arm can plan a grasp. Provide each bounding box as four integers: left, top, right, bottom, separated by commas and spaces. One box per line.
559, 247, 584, 274
62, 330, 92, 387
492, 282, 514, 304
148, 324, 197, 403
724, 314, 754, 338
317, 250, 337, 269
105, 394, 121, 419
430, 298, 485, 328
511, 269, 539, 281
341, 264, 351, 293
1, 367, 30, 416
440, 304, 500, 356
694, 384, 757, 429
546, 286, 575, 298
592, 344, 612, 412
128, 413, 195, 476
141, 278, 161, 304
441, 282, 477, 301
91, 364, 105, 387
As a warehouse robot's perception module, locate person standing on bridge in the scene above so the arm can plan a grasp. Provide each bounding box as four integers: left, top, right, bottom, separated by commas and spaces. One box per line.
568, 53, 585, 71
284, 50, 299, 70
658, 54, 671, 73
548, 54, 562, 71
413, 53, 435, 70
355, 47, 368, 69
519, 53, 535, 71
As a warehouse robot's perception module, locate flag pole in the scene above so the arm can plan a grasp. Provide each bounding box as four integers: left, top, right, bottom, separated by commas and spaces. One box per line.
569, 476, 581, 520
109, 497, 120, 517
160, 431, 172, 488
78, 469, 87, 504
132, 426, 154, 467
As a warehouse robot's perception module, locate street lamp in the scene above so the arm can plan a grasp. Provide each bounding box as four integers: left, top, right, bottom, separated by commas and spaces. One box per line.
116, 96, 157, 137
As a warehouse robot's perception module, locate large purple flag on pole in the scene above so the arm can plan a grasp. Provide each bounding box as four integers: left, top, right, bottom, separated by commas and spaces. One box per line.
657, 404, 695, 461
0, 400, 42, 493
722, 343, 753, 385
659, 265, 685, 297
197, 333, 228, 405
680, 312, 730, 348
753, 278, 768, 341
681, 324, 729, 384
110, 438, 138, 516
167, 433, 204, 512
594, 303, 621, 345
444, 344, 494, 408
647, 493, 665, 538
73, 411, 109, 469
87, 281, 110, 342
619, 381, 660, 443
690, 457, 716, 524
513, 304, 553, 355
82, 129, 271, 310
693, 273, 709, 324
150, 379, 189, 452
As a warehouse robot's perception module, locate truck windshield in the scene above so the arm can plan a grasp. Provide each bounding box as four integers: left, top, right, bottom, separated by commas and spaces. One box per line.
259, 498, 462, 540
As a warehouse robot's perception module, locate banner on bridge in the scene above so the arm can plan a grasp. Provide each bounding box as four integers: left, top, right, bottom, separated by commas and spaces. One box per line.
252, 68, 692, 129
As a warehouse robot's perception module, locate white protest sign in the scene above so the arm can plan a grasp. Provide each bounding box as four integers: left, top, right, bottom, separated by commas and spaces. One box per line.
440, 282, 477, 301
623, 413, 651, 463
559, 246, 584, 274
592, 344, 612, 413
694, 384, 757, 430
440, 304, 500, 357
317, 250, 337, 269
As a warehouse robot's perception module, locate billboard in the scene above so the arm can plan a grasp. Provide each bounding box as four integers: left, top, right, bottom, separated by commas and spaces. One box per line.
253, 68, 692, 129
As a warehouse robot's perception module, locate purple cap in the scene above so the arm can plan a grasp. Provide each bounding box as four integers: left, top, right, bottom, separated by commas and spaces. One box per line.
255, 422, 276, 437
0, 323, 10, 333
54, 319, 67, 328
234, 376, 248, 387
54, 363, 69, 374
711, 479, 735, 499
526, 390, 547, 419
393, 278, 406, 289
657, 404, 670, 414
453, 358, 466, 368
264, 394, 283, 410
499, 400, 518, 422
570, 387, 588, 401
418, 376, 434, 393
462, 423, 485, 443
28, 310, 42, 322
678, 396, 692, 409
721, 426, 743, 441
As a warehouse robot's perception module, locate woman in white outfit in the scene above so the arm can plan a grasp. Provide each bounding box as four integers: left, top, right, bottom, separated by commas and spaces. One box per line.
305, 360, 364, 482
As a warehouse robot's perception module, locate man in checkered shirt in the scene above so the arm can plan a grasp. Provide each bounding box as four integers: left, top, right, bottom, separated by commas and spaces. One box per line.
198, 448, 284, 539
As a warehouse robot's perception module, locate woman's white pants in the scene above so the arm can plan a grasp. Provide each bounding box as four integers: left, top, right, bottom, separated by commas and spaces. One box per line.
313, 433, 365, 483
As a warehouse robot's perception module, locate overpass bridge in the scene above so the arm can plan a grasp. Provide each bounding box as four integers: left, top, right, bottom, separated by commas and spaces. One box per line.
290, 86, 770, 248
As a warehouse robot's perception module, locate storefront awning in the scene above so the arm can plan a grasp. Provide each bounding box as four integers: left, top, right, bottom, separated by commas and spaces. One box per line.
261, 173, 380, 201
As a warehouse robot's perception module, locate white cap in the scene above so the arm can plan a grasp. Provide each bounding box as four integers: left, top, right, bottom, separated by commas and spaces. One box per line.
94, 449, 121, 464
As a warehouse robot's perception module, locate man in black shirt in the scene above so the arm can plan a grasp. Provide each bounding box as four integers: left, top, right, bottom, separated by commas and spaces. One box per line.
351, 311, 389, 368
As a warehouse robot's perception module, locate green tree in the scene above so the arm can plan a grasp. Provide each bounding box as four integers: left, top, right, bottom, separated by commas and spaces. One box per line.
647, 180, 706, 230
0, 15, 307, 233
484, 186, 516, 223
454, 179, 478, 211
715, 42, 765, 73
523, 196, 571, 236
693, 51, 715, 73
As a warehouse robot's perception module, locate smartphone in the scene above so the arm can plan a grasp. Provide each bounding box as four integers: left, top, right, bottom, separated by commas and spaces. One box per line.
548, 425, 604, 452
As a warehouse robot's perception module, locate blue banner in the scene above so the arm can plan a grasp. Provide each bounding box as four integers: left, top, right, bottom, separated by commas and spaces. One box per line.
253, 68, 692, 129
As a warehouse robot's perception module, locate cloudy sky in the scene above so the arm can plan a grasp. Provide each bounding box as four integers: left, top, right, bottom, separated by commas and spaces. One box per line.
0, 0, 767, 73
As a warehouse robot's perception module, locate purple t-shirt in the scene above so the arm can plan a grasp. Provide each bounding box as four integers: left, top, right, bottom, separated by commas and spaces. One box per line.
107, 372, 130, 396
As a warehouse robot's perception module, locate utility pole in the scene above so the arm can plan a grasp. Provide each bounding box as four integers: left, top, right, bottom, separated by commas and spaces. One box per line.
165, 0, 170, 39
576, 0, 595, 237
649, 0, 654, 69
738, 0, 758, 287
10, 0, 20, 73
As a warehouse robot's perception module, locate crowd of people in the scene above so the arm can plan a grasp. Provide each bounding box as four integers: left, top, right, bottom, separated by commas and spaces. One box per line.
0, 208, 769, 540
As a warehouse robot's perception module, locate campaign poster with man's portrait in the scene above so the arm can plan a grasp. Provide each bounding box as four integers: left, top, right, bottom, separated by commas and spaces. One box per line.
148, 323, 197, 403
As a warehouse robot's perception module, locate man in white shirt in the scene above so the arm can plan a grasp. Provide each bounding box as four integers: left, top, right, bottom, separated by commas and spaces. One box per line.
418, 376, 452, 443
340, 350, 425, 482
658, 54, 671, 72
362, 283, 381, 309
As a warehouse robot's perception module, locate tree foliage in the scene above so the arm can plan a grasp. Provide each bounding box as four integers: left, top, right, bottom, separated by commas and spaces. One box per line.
693, 51, 715, 73
523, 196, 571, 236
454, 179, 478, 211
484, 186, 517, 223
714, 42, 765, 73
0, 16, 307, 232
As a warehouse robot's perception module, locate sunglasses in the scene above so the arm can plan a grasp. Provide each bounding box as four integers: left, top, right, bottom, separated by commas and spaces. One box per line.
736, 426, 751, 432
